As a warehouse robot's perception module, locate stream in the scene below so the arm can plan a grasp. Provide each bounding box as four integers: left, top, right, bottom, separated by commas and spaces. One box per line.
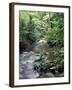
19, 51, 55, 79
19, 51, 40, 79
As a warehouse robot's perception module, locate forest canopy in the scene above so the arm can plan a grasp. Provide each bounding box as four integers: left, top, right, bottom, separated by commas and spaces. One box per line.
19, 11, 64, 51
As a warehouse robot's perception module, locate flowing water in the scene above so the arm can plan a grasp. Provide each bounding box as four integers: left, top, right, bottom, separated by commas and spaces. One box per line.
19, 50, 55, 79
19, 51, 40, 79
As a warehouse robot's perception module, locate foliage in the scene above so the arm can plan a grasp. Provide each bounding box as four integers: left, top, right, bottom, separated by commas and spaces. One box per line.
33, 55, 49, 75
19, 10, 64, 77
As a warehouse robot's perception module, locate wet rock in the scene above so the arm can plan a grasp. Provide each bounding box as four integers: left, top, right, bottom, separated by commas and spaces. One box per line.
45, 72, 55, 77
50, 66, 56, 70
38, 72, 55, 78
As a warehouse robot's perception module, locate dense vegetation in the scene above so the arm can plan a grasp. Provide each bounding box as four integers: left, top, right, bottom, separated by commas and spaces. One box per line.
19, 11, 64, 77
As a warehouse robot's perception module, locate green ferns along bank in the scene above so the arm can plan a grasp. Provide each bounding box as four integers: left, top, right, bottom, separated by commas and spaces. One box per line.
19, 11, 64, 77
